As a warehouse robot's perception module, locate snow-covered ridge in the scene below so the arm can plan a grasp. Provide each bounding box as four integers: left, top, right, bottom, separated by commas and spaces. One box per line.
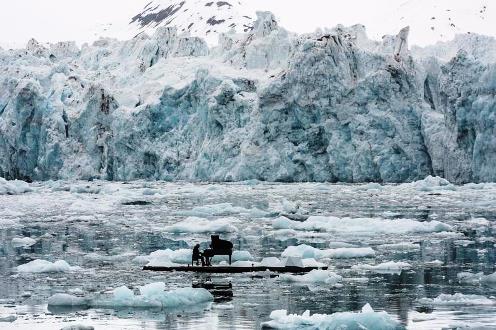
0, 12, 495, 183
129, 0, 254, 44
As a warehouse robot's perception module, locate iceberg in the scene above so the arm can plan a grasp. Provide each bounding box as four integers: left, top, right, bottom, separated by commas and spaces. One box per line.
262, 303, 403, 329
48, 284, 214, 309
17, 259, 81, 273
281, 244, 375, 259
0, 178, 32, 195
418, 293, 495, 306
279, 270, 343, 285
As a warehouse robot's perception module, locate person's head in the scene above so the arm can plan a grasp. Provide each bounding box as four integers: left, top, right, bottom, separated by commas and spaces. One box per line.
195, 244, 200, 248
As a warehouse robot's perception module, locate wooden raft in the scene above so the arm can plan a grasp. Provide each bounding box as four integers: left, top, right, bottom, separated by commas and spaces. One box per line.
143, 265, 327, 273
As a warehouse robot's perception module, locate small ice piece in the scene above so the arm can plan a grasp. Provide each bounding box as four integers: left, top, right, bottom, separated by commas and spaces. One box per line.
284, 256, 304, 267
0, 315, 17, 322
0, 177, 32, 195
457, 272, 483, 285
17, 259, 81, 273
377, 242, 420, 251
11, 237, 37, 248
260, 257, 283, 267
178, 203, 269, 218
418, 293, 495, 306
47, 294, 88, 306
163, 217, 238, 233
352, 261, 412, 274
279, 270, 342, 285
262, 303, 401, 329
60, 325, 95, 330
213, 303, 234, 309
282, 245, 375, 260
481, 272, 496, 285
403, 176, 456, 192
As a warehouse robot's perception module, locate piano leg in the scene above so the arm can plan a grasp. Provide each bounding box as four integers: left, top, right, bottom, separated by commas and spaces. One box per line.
229, 254, 231, 265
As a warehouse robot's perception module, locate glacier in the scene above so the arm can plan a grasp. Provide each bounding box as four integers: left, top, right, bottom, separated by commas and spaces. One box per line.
1, 12, 495, 183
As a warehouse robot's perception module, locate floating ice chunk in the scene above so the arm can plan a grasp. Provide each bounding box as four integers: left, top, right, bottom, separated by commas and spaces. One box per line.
69, 184, 101, 194
377, 242, 420, 251
17, 259, 81, 273
262, 303, 401, 329
53, 284, 214, 309
280, 270, 342, 285
0, 177, 32, 195
352, 261, 412, 273
481, 272, 496, 285
301, 258, 326, 268
282, 245, 375, 260
418, 293, 495, 306
457, 272, 483, 285
164, 217, 238, 233
404, 176, 456, 192
11, 237, 37, 248
60, 324, 95, 330
178, 203, 269, 218
213, 303, 234, 309
48, 293, 88, 306
0, 315, 17, 322
328, 242, 357, 248
260, 257, 283, 267
274, 216, 452, 235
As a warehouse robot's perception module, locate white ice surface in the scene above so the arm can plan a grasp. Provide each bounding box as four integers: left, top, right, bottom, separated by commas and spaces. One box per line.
262, 303, 401, 329
17, 259, 81, 273
281, 244, 375, 259
418, 293, 495, 306
163, 217, 239, 233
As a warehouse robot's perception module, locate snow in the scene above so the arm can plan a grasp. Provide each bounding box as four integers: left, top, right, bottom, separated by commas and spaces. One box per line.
274, 216, 452, 235
17, 260, 81, 273
163, 217, 238, 233
418, 293, 495, 306
11, 237, 37, 248
262, 303, 401, 329
0, 178, 32, 195
279, 270, 342, 285
281, 245, 375, 259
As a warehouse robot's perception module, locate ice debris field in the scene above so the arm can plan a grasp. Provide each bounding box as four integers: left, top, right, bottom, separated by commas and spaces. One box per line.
0, 176, 495, 329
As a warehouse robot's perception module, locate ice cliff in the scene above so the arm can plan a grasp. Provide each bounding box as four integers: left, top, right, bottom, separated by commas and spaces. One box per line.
0, 12, 495, 183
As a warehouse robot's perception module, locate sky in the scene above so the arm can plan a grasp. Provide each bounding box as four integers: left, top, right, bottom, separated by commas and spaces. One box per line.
0, 0, 493, 48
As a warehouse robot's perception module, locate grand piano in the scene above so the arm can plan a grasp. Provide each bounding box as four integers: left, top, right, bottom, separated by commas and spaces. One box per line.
203, 235, 234, 265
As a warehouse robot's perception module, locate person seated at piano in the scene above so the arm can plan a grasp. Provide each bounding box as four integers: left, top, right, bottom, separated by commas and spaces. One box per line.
192, 244, 205, 266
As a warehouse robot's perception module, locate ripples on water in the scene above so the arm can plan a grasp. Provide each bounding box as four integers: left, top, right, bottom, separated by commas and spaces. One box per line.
0, 181, 495, 329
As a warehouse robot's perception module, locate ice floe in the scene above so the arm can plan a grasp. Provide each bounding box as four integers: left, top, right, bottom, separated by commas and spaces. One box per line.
281, 244, 375, 259
418, 293, 495, 306
163, 217, 238, 233
352, 261, 412, 274
17, 259, 81, 273
48, 284, 213, 309
457, 271, 496, 286
0, 177, 32, 195
402, 176, 456, 192
11, 237, 37, 248
177, 203, 270, 218
279, 270, 343, 285
273, 216, 452, 235
262, 303, 401, 329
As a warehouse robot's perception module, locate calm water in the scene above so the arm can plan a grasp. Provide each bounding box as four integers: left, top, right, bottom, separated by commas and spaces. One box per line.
0, 181, 495, 329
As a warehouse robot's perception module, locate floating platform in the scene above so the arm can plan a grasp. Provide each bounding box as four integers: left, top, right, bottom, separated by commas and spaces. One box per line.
143, 265, 327, 273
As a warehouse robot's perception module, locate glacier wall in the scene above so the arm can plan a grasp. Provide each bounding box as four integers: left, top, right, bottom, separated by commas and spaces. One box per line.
0, 12, 495, 183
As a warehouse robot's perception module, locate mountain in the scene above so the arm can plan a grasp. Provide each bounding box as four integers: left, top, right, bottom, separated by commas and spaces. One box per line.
127, 0, 255, 44
0, 12, 495, 183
